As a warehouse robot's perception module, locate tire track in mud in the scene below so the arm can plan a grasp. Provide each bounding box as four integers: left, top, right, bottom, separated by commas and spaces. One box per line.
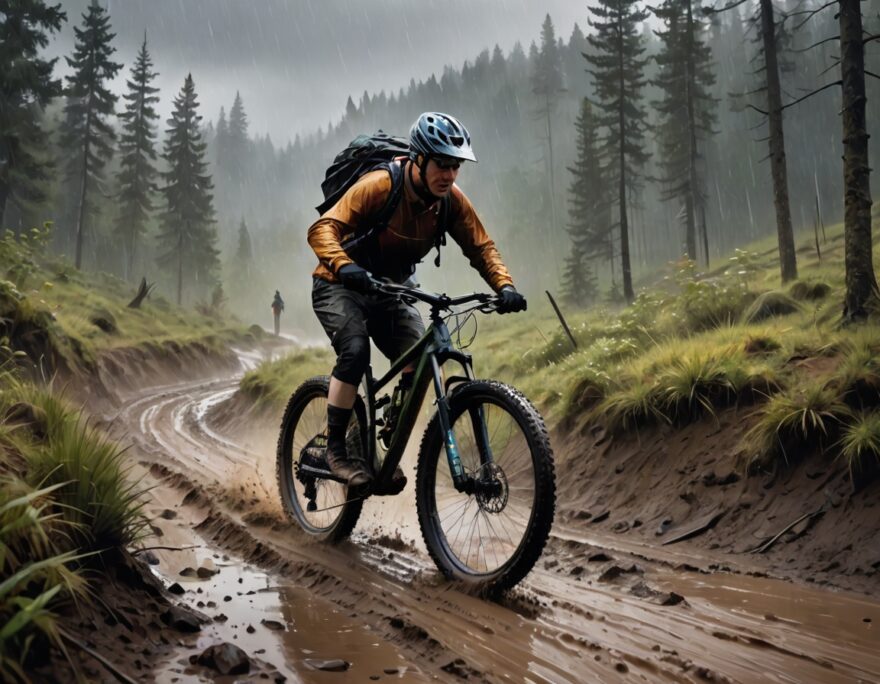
117, 369, 880, 683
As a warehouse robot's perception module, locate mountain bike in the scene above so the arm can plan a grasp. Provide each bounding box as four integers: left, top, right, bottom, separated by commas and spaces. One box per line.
276, 280, 555, 593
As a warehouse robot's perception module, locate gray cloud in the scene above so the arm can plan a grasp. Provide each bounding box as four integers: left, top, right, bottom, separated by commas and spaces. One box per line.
50, 0, 585, 143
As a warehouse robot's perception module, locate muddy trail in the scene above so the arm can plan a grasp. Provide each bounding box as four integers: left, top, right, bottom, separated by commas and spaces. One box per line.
105, 353, 879, 683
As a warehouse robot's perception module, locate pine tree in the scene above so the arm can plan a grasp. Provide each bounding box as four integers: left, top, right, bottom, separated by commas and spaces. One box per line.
561, 245, 598, 305
115, 33, 160, 280
157, 74, 220, 306
59, 0, 122, 269
0, 0, 66, 229
586, 0, 651, 302
567, 99, 612, 278
531, 14, 565, 250
234, 217, 253, 282
227, 91, 249, 187
653, 0, 718, 264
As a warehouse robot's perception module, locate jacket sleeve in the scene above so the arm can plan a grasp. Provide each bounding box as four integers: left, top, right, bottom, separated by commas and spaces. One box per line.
447, 187, 514, 292
307, 171, 391, 275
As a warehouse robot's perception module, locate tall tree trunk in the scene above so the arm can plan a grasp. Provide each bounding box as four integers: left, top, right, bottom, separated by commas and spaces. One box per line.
685, 0, 701, 264
0, 182, 9, 231
177, 225, 184, 306
545, 98, 560, 274
840, 0, 876, 320
759, 0, 798, 282
618, 15, 634, 303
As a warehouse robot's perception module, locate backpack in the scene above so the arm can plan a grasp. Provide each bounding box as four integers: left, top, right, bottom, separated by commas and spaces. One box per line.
316, 131, 451, 278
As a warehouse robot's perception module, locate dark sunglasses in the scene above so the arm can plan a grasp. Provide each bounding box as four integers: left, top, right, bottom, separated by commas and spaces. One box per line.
434, 158, 461, 171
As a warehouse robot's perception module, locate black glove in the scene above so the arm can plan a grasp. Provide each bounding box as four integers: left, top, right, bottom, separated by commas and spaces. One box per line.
338, 263, 374, 293
497, 285, 527, 314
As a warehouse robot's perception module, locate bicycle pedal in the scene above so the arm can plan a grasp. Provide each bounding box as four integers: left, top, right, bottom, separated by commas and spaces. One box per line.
306, 500, 317, 512
373, 475, 407, 496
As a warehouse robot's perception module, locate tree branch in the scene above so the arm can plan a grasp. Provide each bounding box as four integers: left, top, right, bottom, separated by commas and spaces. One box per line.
746, 80, 841, 116
795, 35, 839, 53
790, 1, 838, 31
864, 34, 880, 46
702, 0, 750, 15
867, 70, 880, 81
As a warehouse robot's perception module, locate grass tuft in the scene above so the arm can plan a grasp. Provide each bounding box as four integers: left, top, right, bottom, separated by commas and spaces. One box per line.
741, 382, 851, 471
743, 291, 802, 324
837, 411, 880, 485
789, 280, 832, 301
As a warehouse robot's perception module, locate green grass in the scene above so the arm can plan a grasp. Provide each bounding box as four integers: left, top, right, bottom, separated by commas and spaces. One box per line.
837, 411, 880, 484
0, 477, 89, 682
741, 381, 852, 471
0, 228, 253, 372
239, 346, 336, 408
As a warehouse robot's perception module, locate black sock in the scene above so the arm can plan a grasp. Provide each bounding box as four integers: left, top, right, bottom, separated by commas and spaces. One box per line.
327, 405, 353, 451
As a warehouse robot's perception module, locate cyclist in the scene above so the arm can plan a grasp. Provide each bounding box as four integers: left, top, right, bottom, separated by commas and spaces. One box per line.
307, 112, 527, 487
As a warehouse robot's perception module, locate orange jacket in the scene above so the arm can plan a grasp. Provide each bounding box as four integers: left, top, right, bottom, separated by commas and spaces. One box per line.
307, 163, 514, 292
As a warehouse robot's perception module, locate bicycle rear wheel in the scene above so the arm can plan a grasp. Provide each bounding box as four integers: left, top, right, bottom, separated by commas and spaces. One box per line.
416, 380, 555, 593
276, 376, 364, 542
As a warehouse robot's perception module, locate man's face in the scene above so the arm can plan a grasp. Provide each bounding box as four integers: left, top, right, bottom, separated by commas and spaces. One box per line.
423, 157, 461, 196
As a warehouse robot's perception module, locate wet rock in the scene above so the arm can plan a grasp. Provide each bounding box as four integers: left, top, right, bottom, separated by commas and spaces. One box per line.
615, 662, 629, 673
215, 613, 228, 623
655, 518, 673, 535
569, 566, 584, 577
598, 565, 625, 582
142, 551, 160, 566
574, 510, 592, 520
588, 552, 613, 562
167, 582, 185, 595
383, 668, 399, 675
179, 567, 196, 577
261, 619, 285, 631
591, 510, 610, 524
159, 509, 177, 520
197, 642, 250, 675
544, 559, 559, 569
150, 524, 164, 538
612, 521, 630, 533
197, 566, 218, 578
629, 581, 661, 600
161, 606, 201, 632
660, 592, 686, 606
223, 595, 232, 602
247, 624, 256, 633
304, 659, 349, 672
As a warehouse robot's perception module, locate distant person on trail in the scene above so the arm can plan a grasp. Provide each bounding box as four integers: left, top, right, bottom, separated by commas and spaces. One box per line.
307, 112, 527, 488
271, 290, 285, 336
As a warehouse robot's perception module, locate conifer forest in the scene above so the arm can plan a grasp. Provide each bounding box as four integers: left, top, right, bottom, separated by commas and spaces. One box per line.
2, 0, 876, 327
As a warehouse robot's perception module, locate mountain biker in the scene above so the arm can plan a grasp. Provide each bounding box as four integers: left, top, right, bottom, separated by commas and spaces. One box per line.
307, 112, 527, 488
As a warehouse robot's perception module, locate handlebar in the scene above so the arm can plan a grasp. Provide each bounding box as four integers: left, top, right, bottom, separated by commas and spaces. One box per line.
370, 279, 498, 314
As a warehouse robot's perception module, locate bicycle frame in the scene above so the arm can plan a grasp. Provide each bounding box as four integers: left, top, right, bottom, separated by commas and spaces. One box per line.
361, 309, 494, 493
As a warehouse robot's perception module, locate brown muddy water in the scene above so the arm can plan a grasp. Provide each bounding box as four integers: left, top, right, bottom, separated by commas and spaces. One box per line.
116, 365, 879, 683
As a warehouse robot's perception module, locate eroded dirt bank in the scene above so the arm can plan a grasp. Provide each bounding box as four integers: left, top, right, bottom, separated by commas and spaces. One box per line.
84, 357, 879, 683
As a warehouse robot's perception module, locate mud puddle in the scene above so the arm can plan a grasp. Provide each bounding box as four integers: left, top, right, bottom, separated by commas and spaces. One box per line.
152, 559, 429, 683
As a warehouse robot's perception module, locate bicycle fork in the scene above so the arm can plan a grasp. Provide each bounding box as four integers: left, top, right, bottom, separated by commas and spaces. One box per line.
430, 355, 494, 494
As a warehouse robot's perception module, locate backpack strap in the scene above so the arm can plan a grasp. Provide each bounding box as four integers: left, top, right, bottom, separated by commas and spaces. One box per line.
433, 193, 451, 267
339, 160, 404, 255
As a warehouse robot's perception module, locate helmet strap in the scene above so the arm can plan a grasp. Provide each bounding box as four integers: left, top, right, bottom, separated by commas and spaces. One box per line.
407, 157, 440, 204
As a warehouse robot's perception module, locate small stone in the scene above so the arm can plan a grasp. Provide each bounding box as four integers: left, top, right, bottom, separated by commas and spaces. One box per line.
247, 624, 256, 634
383, 668, 399, 674
167, 582, 185, 595
179, 567, 196, 577
160, 509, 177, 520
142, 551, 160, 565
304, 659, 349, 672
197, 642, 250, 675
197, 566, 218, 579
161, 606, 200, 633
261, 619, 285, 631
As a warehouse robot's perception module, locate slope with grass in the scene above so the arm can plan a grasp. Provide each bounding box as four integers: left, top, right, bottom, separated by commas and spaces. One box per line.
0, 227, 261, 407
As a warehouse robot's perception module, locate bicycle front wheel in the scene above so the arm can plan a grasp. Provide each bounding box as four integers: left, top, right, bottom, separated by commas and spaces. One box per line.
276, 376, 364, 542
416, 380, 556, 593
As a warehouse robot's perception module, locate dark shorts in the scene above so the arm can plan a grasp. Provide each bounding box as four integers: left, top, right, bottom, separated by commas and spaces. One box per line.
311, 277, 425, 384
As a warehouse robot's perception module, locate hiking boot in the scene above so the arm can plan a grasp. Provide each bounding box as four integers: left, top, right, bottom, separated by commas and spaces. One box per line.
326, 445, 372, 488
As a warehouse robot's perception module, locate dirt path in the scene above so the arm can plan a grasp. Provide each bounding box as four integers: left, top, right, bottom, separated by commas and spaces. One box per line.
110, 364, 880, 683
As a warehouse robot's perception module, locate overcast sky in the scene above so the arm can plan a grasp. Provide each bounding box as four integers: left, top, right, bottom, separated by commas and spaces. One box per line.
49, 1, 586, 145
